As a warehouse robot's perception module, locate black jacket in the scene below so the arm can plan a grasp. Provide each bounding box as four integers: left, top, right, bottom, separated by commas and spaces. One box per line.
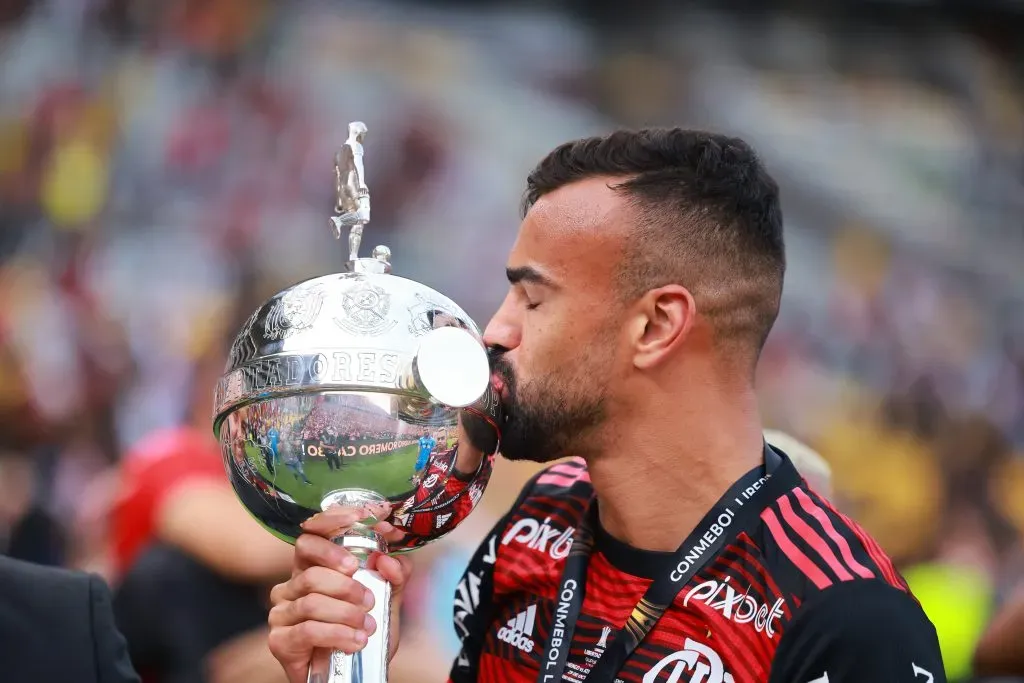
0, 555, 139, 683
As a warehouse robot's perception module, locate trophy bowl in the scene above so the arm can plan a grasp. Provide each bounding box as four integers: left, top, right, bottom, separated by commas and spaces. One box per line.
212, 123, 502, 683
212, 270, 502, 551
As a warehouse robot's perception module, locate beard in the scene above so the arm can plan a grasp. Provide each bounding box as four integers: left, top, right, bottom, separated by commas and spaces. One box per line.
491, 354, 606, 463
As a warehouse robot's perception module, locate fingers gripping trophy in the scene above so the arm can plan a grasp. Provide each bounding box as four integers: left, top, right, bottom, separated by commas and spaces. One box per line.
213, 122, 502, 683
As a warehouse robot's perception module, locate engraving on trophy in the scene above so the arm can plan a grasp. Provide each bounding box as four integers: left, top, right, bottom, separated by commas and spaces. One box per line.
216, 351, 403, 411
335, 281, 397, 336
264, 284, 326, 341
253, 351, 398, 387
474, 385, 501, 420
407, 292, 464, 337
333, 650, 346, 677
228, 308, 261, 368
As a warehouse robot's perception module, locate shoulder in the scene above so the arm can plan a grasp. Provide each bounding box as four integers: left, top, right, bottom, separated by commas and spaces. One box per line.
794, 578, 933, 630
751, 483, 944, 676
0, 557, 94, 649
756, 482, 910, 600
0, 554, 91, 601
770, 579, 944, 683
0, 559, 120, 680
0, 556, 127, 617
0, 560, 139, 681
508, 458, 592, 519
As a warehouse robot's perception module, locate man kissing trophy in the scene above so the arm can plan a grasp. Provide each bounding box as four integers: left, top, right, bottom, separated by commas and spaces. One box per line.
213, 122, 502, 683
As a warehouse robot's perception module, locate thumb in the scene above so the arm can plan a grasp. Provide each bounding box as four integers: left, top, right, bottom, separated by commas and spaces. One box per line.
371, 553, 413, 596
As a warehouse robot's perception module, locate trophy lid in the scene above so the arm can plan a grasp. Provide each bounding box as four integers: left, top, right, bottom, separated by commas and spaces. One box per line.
212, 270, 490, 425
213, 122, 491, 428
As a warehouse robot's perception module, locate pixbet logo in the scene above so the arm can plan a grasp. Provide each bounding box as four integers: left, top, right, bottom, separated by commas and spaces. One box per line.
643, 639, 734, 683
501, 516, 574, 560
682, 576, 786, 638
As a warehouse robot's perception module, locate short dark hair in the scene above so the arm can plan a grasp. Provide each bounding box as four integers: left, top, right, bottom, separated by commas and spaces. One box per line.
524, 128, 785, 361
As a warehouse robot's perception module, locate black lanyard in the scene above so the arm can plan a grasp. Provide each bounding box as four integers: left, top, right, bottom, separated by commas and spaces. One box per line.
536, 446, 801, 683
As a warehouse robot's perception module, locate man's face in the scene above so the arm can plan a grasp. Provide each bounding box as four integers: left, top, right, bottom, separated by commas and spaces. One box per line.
483, 178, 629, 463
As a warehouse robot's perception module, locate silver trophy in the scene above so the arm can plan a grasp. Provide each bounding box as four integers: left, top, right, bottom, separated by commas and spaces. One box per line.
213, 122, 501, 683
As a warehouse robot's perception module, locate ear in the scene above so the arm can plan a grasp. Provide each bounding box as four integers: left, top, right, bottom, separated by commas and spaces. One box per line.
629, 285, 696, 370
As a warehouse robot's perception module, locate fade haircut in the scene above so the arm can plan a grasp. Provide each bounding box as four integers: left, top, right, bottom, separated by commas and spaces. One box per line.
523, 128, 786, 361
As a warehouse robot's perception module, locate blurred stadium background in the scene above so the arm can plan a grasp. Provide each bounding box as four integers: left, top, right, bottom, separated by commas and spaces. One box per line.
0, 0, 1022, 681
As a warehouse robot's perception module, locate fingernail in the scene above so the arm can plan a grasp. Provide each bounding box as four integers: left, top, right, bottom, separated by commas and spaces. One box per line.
364, 614, 376, 634
363, 590, 374, 608
355, 630, 368, 645
342, 555, 359, 571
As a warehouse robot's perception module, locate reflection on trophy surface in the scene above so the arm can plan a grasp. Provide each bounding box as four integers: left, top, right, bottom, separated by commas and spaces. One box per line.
213, 122, 501, 683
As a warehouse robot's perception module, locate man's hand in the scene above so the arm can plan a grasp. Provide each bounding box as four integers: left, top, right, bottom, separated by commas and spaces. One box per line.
267, 506, 413, 683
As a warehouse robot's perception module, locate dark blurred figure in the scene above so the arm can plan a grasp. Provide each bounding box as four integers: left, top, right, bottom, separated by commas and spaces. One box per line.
973, 586, 1024, 679
0, 554, 139, 682
972, 541, 1024, 681
0, 339, 68, 568
0, 450, 65, 566
111, 319, 292, 683
0, 0, 32, 28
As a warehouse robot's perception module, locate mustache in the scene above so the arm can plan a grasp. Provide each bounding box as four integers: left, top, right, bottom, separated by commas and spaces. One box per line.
487, 344, 507, 364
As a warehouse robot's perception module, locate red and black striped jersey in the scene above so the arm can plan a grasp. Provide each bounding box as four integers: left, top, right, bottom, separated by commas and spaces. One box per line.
448, 452, 945, 683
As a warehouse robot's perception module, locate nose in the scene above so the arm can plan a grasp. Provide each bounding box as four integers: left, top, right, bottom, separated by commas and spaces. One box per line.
483, 293, 521, 352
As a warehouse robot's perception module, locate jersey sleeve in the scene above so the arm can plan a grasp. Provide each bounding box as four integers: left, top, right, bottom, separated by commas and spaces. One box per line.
447, 472, 543, 683
769, 579, 946, 683
111, 428, 226, 575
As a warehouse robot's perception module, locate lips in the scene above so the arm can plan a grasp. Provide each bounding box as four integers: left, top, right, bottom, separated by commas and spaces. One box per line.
490, 372, 506, 398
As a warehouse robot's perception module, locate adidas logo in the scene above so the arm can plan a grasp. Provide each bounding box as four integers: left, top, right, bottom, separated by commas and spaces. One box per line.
497, 605, 537, 653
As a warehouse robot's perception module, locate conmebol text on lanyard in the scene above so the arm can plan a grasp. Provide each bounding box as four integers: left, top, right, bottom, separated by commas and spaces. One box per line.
537, 447, 801, 683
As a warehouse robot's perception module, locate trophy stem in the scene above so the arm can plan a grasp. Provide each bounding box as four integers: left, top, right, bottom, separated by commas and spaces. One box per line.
308, 491, 393, 683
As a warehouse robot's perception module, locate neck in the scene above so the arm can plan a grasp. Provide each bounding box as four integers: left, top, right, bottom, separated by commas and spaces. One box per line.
588, 386, 764, 553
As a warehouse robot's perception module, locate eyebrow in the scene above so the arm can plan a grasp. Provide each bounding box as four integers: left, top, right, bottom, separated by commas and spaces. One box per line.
506, 265, 558, 289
